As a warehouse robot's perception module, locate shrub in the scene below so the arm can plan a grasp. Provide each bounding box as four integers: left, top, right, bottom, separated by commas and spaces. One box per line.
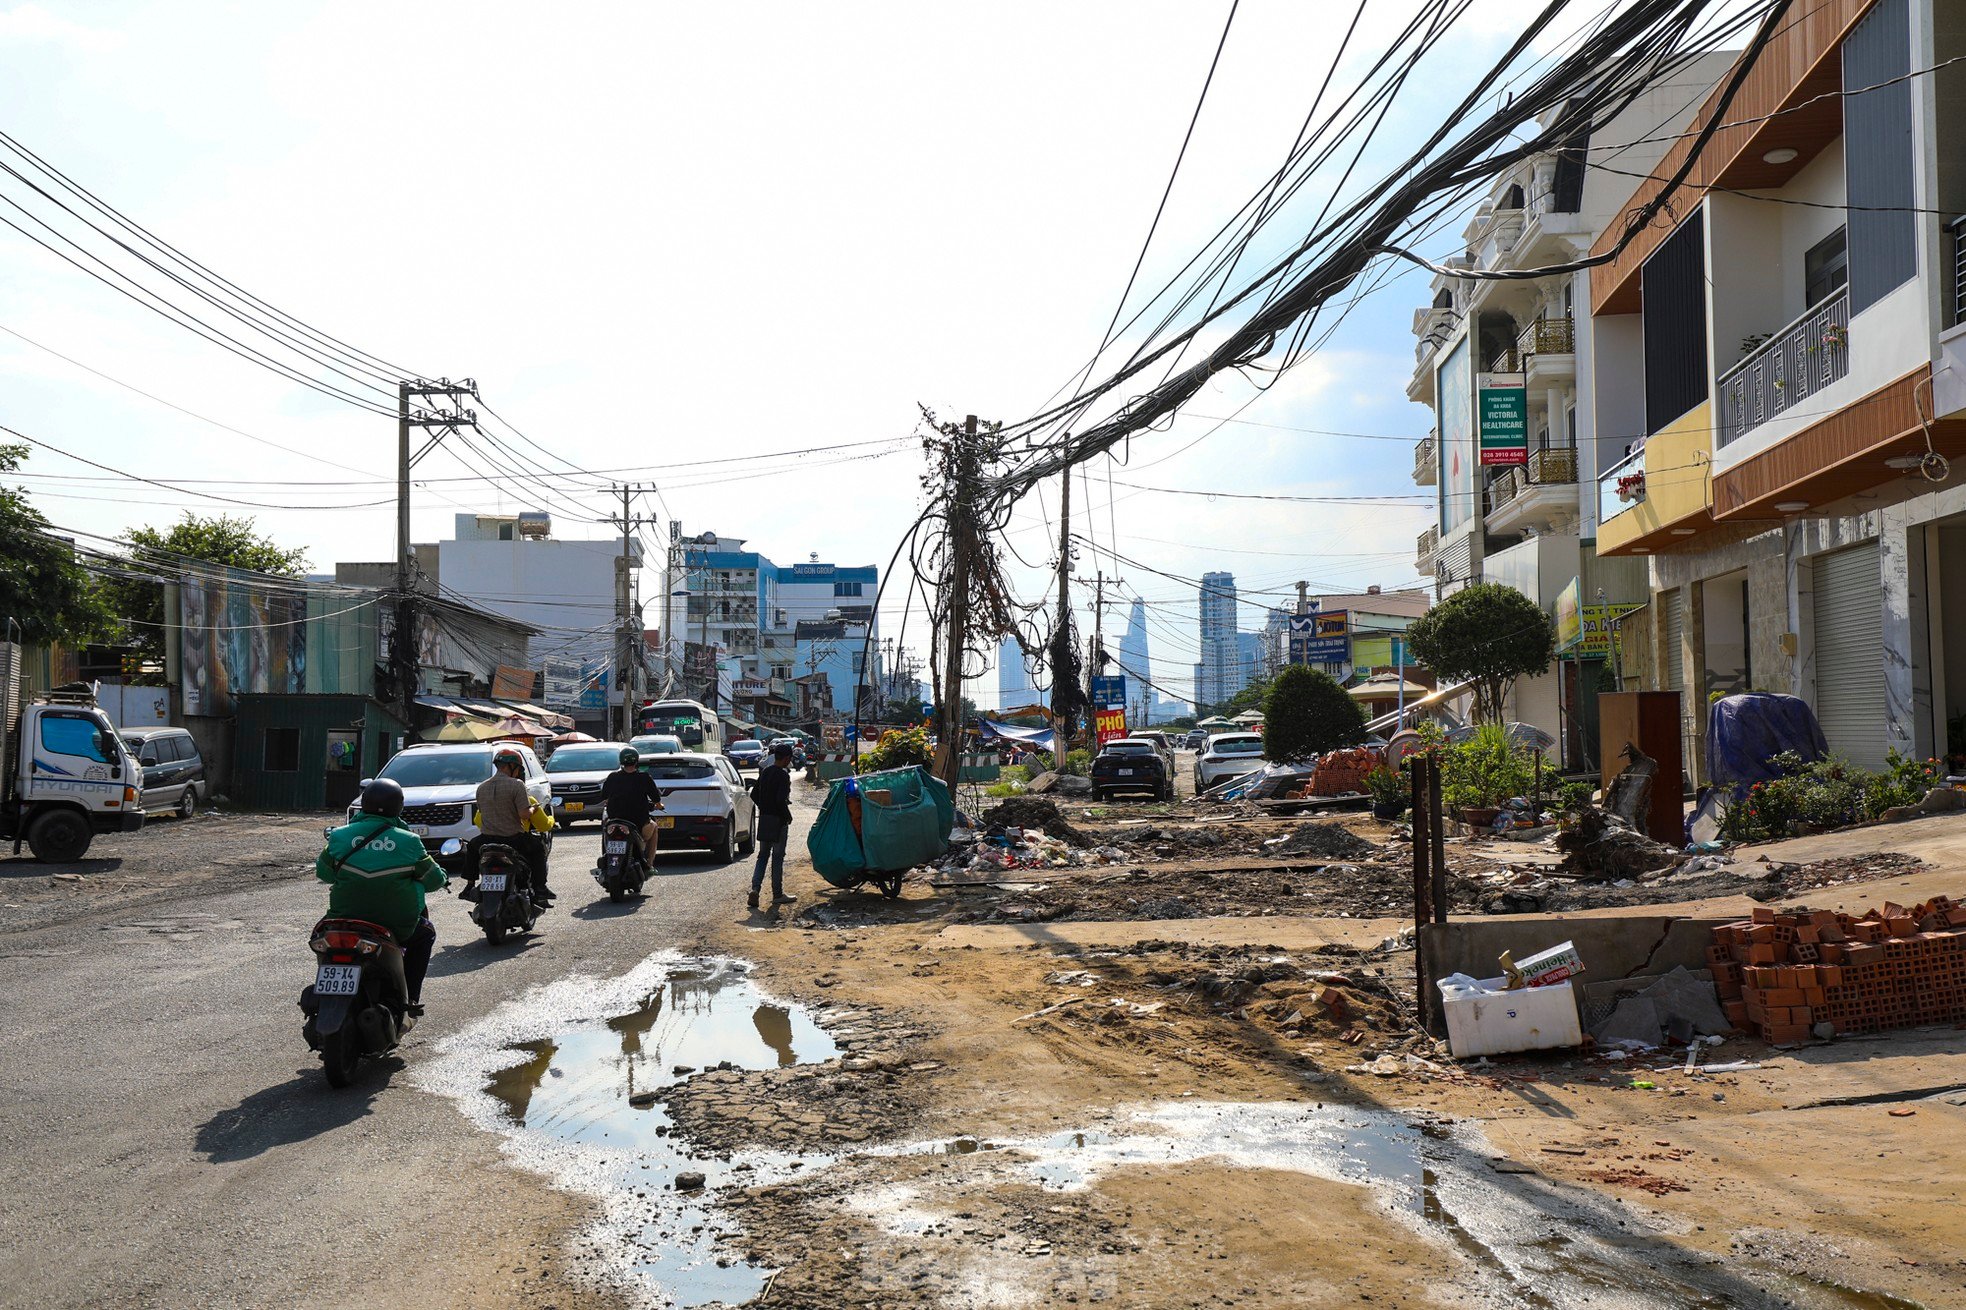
1557, 779, 1594, 811
1364, 766, 1408, 806
1440, 723, 1535, 812
1062, 748, 1093, 777
1403, 582, 1556, 724
1263, 665, 1367, 762
857, 725, 931, 775
1719, 750, 1947, 842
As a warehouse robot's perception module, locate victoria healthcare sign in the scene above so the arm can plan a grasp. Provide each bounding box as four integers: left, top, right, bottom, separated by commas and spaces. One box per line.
1477, 374, 1528, 467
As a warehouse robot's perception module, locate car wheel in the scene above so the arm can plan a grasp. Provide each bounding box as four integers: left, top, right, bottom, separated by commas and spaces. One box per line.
716, 814, 738, 863
740, 811, 757, 855
27, 809, 92, 863
177, 786, 198, 820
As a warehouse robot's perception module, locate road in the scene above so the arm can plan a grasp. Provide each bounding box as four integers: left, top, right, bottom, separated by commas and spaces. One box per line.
0, 789, 821, 1310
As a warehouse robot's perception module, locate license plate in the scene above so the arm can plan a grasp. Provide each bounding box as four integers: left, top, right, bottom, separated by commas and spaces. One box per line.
315, 964, 360, 996
604, 840, 628, 854
654, 817, 675, 829
480, 872, 508, 892
1118, 769, 1136, 776
565, 801, 584, 812
411, 825, 430, 836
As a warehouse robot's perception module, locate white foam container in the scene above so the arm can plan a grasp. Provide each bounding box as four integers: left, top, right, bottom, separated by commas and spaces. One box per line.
1438, 975, 1583, 1058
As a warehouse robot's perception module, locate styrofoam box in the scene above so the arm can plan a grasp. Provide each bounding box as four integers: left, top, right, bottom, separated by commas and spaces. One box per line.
1438, 975, 1582, 1059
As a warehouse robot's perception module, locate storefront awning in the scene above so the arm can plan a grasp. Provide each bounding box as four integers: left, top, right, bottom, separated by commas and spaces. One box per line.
493, 700, 574, 731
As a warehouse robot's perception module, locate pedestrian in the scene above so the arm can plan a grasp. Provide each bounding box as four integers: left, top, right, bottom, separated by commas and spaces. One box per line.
748, 742, 796, 911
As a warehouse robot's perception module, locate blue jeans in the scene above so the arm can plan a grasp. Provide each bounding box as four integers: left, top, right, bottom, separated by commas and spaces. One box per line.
750, 816, 789, 897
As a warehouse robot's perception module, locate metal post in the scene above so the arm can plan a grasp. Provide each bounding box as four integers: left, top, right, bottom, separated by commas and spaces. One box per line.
1428, 753, 1447, 928
1408, 754, 1434, 1030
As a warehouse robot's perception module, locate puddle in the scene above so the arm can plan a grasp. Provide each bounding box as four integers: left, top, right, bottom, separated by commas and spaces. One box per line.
416, 954, 838, 1309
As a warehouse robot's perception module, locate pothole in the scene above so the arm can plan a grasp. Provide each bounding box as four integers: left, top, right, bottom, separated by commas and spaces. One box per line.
415, 953, 839, 1309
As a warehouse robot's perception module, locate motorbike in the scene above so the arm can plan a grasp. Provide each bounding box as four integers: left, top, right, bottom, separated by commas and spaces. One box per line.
593, 814, 650, 902
299, 917, 415, 1087
449, 836, 542, 945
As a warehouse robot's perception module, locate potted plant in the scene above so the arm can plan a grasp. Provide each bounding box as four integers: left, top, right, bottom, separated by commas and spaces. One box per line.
1442, 724, 1534, 828
1364, 765, 1408, 821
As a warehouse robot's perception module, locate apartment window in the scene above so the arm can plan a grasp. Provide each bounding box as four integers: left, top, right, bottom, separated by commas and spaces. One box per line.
833, 581, 863, 597
1804, 228, 1848, 307
1499, 183, 1524, 210
1432, 288, 1452, 310
264, 727, 301, 772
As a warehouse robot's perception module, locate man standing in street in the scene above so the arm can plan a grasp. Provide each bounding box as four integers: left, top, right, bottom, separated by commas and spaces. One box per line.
748, 742, 795, 911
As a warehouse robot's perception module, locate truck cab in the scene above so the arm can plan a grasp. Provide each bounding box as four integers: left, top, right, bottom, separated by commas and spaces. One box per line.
3, 681, 147, 862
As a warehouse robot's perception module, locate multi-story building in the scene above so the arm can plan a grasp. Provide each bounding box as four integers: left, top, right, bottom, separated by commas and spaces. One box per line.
1588, 0, 1966, 775
1116, 599, 1153, 725
1410, 52, 1733, 758
1196, 571, 1242, 707
997, 634, 1036, 710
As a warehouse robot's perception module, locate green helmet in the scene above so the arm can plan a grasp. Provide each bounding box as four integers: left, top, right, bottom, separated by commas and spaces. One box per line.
618, 747, 639, 768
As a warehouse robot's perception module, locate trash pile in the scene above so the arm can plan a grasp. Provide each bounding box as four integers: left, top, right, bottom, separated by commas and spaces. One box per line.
1709, 897, 1966, 1042
1263, 821, 1377, 860
978, 796, 1091, 848
1589, 966, 1732, 1050
1435, 941, 1587, 1058
1554, 805, 1678, 881
937, 801, 1130, 877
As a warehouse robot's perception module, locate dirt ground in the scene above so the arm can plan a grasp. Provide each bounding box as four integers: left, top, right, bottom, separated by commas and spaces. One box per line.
672, 797, 1966, 1308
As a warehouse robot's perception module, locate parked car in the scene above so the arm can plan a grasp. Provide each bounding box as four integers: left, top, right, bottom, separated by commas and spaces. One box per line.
642, 752, 757, 862
1183, 728, 1207, 752
1194, 731, 1267, 791
766, 736, 808, 767
1131, 730, 1174, 757
1090, 739, 1173, 801
122, 727, 206, 820
629, 734, 684, 758
726, 739, 767, 770
1122, 733, 1176, 776
355, 742, 552, 866
543, 740, 632, 825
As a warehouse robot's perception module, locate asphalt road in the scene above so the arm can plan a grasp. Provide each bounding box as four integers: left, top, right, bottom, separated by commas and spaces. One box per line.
0, 789, 820, 1310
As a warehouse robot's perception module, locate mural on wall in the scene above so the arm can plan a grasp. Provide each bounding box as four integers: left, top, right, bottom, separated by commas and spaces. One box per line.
180, 575, 307, 716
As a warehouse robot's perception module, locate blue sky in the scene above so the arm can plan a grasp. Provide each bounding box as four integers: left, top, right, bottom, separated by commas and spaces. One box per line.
0, 1, 1587, 702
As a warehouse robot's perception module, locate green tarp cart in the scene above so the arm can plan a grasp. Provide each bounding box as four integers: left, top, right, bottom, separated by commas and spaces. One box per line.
806, 765, 953, 898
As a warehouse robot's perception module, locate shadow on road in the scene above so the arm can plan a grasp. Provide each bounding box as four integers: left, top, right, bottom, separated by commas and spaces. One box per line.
0, 857, 122, 878
428, 936, 543, 978
570, 897, 649, 922
194, 1064, 396, 1162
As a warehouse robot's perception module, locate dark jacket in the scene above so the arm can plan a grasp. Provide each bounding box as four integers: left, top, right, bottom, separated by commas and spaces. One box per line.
600, 768, 665, 824
752, 763, 793, 824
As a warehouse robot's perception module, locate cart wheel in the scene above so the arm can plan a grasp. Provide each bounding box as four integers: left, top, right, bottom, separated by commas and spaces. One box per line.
875, 874, 903, 899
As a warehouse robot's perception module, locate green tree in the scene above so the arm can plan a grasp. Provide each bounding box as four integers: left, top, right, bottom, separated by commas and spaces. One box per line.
1262, 665, 1367, 761
1212, 678, 1270, 719
1403, 582, 1555, 724
0, 444, 113, 645
103, 513, 308, 657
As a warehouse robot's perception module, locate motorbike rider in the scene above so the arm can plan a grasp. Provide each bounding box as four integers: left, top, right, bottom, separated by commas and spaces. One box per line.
315, 778, 446, 1015
472, 747, 553, 905
599, 746, 667, 863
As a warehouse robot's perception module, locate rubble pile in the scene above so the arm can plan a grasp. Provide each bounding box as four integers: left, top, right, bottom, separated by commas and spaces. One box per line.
1554, 806, 1678, 881
1710, 896, 1966, 1043
1266, 821, 1377, 860
978, 797, 1091, 848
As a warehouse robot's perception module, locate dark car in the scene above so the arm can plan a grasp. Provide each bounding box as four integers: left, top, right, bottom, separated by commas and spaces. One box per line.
726, 739, 767, 770
122, 727, 207, 819
1090, 739, 1172, 802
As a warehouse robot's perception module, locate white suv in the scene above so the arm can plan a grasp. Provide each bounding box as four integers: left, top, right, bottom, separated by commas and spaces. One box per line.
1194, 732, 1267, 790
354, 742, 553, 865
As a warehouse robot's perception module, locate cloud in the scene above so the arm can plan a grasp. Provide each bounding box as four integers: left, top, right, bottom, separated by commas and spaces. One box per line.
0, 3, 121, 50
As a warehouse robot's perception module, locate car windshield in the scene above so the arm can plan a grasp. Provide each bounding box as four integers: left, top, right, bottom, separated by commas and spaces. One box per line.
380, 748, 494, 787
731, 741, 763, 752
1215, 737, 1264, 755
548, 746, 626, 773
630, 736, 681, 755
1105, 742, 1152, 754
644, 758, 717, 781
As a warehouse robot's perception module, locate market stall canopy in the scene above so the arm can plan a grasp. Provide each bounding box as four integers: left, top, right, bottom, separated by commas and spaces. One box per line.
1196, 715, 1235, 728
430, 713, 552, 743
1348, 676, 1429, 699
1230, 711, 1266, 725
493, 700, 574, 731
550, 730, 599, 746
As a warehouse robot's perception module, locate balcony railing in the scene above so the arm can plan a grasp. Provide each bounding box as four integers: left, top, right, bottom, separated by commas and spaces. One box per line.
1528, 446, 1577, 484
1416, 524, 1438, 568
1598, 447, 1646, 524
1518, 315, 1575, 357
1413, 432, 1437, 484
1950, 214, 1966, 327
1718, 287, 1849, 445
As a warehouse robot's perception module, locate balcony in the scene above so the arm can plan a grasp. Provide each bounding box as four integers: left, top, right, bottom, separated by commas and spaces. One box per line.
1950, 214, 1966, 328
1412, 432, 1437, 487
1597, 446, 1647, 526
1416, 524, 1438, 575
1485, 447, 1579, 535
1518, 315, 1576, 386
1718, 288, 1849, 446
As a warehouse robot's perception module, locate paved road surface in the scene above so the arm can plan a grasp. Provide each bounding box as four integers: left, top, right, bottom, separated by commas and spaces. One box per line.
0, 791, 819, 1310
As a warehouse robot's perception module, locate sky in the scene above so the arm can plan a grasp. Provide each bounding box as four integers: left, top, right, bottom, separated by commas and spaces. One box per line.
0, 0, 1653, 706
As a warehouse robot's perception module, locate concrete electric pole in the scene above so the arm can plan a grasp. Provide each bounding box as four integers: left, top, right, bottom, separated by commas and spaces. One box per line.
394, 377, 479, 730
607, 484, 660, 740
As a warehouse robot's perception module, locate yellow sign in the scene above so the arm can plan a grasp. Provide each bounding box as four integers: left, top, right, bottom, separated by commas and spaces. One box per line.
1555, 581, 1640, 658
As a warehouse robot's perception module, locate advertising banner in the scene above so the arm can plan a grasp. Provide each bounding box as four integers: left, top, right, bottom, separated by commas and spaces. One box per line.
1554, 578, 1641, 657
1298, 609, 1351, 665
1094, 707, 1128, 745
179, 574, 307, 717
542, 656, 583, 711
1286, 614, 1316, 665
1478, 374, 1529, 467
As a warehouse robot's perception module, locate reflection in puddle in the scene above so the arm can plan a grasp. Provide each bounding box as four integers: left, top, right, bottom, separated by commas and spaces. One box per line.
418, 954, 838, 1309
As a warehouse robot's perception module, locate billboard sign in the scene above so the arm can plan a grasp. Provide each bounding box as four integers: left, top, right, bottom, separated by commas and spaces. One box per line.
542, 656, 583, 711
1478, 374, 1529, 467
179, 574, 307, 717
1094, 707, 1128, 745
1297, 609, 1351, 665
1089, 674, 1127, 710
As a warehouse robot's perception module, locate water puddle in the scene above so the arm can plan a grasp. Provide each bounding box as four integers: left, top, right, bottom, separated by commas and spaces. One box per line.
415, 954, 838, 1309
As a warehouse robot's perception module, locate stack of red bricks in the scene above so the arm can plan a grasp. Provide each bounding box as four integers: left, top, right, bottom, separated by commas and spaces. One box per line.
1706, 897, 1966, 1044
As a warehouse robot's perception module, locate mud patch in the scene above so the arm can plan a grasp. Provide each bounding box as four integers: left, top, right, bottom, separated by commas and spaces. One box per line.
416, 953, 841, 1308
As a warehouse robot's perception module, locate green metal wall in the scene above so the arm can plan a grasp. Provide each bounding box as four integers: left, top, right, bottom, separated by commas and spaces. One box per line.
232, 695, 406, 812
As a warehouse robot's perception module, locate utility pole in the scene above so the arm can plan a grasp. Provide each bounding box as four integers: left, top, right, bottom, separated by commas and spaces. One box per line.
607, 485, 659, 740
394, 377, 478, 733
660, 521, 681, 698
1079, 568, 1123, 733
933, 415, 979, 789
1049, 462, 1072, 756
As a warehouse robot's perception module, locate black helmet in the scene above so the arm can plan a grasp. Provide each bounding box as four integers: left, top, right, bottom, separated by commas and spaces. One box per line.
619, 746, 640, 768
359, 777, 406, 818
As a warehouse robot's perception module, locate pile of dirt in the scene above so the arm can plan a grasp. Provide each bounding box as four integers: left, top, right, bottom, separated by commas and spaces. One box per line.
1268, 822, 1377, 860
979, 796, 1092, 848
1554, 807, 1678, 880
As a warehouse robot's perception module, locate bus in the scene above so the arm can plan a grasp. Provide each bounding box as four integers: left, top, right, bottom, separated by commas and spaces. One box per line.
637, 699, 723, 755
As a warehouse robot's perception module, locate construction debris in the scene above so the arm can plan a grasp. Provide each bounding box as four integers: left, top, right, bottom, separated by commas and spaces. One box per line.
1554, 806, 1678, 881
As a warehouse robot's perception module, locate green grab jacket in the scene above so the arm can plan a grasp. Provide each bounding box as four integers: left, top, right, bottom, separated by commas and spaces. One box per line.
314, 814, 446, 943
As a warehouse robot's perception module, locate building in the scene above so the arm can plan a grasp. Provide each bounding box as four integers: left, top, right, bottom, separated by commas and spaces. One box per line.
1584, 0, 1966, 777
794, 617, 871, 719
996, 634, 1036, 710
1115, 599, 1153, 724
1196, 571, 1242, 707
1409, 51, 1733, 760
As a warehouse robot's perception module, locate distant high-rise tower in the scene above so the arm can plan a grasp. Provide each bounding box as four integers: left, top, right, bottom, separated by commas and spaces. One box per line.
1116, 598, 1151, 722
1197, 571, 1242, 708
997, 635, 1034, 709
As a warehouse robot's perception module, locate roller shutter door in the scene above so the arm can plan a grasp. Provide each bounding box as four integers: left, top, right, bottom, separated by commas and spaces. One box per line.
1811, 543, 1886, 769
1663, 591, 1684, 692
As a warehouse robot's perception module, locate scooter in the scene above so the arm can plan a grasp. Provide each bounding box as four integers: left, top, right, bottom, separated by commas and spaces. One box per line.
449, 836, 542, 945
593, 815, 650, 902
299, 917, 415, 1087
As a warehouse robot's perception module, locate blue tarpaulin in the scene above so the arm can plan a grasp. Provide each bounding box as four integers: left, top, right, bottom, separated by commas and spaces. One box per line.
1705, 693, 1829, 796
976, 719, 1059, 757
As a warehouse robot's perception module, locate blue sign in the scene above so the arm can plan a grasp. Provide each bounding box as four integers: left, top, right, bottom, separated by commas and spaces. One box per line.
920, 702, 935, 718
843, 725, 858, 741
1299, 637, 1349, 664
1089, 675, 1127, 710
578, 663, 609, 711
